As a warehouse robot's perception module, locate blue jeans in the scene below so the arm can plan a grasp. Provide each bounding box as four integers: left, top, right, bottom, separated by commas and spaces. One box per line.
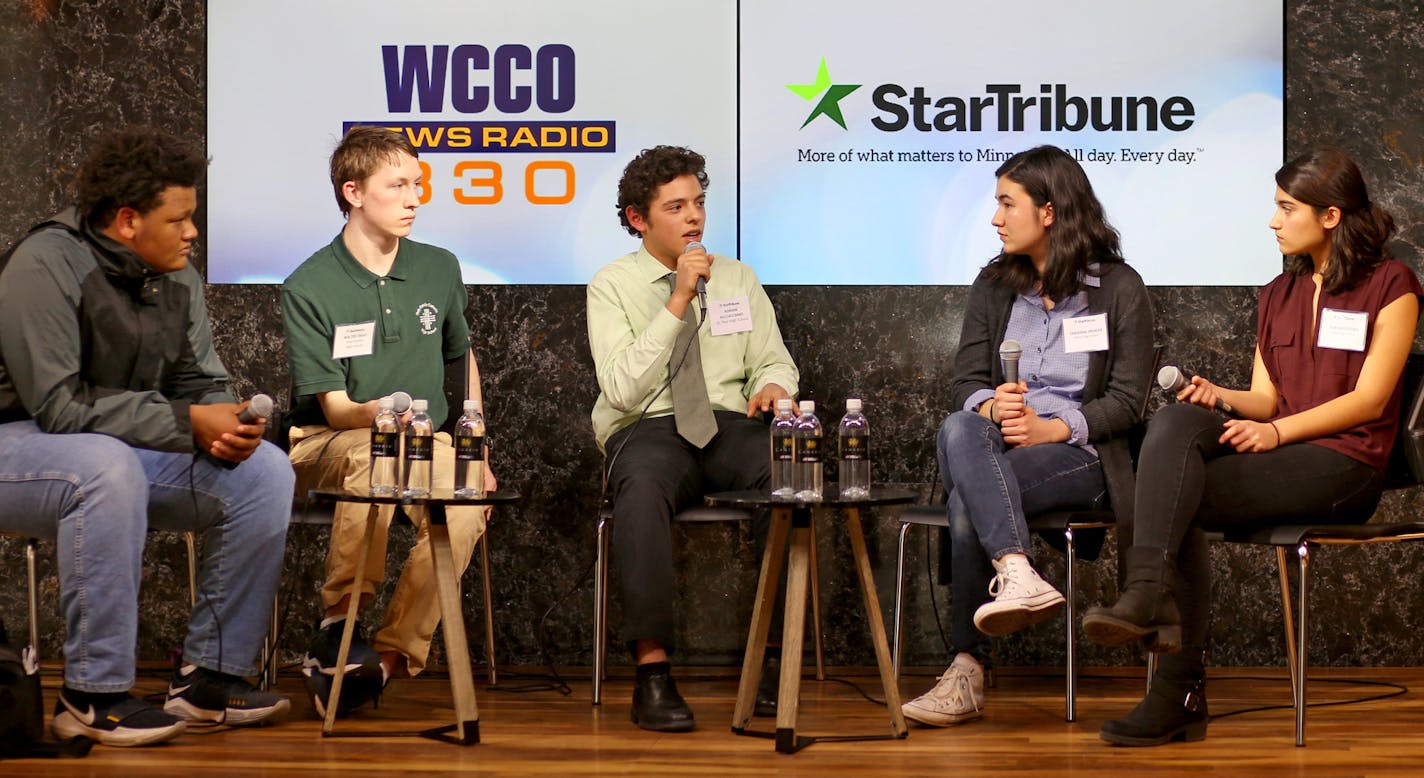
0, 421, 292, 692
936, 411, 1105, 663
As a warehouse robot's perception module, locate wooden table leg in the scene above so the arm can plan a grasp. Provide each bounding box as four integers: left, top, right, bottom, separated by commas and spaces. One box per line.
424, 503, 481, 745
775, 506, 813, 753
732, 506, 791, 730
324, 503, 381, 735
845, 507, 908, 738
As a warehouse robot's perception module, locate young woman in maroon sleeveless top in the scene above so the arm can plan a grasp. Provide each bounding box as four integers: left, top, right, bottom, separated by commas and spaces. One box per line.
1082, 148, 1422, 746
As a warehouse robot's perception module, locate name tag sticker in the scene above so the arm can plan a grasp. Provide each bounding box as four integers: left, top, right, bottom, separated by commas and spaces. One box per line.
1063, 313, 1110, 353
709, 296, 754, 336
1318, 308, 1368, 352
332, 321, 376, 359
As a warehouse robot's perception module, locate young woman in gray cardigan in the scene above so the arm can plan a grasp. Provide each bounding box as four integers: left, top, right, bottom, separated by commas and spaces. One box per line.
902, 145, 1155, 728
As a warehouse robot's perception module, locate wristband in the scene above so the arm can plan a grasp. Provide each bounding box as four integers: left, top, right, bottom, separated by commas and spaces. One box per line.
1268, 421, 1282, 446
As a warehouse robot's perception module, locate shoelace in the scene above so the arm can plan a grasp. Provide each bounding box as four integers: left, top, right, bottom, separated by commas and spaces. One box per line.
928, 668, 981, 712
987, 570, 1023, 598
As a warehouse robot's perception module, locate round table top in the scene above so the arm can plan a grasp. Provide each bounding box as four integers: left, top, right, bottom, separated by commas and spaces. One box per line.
704, 486, 918, 509
306, 488, 522, 506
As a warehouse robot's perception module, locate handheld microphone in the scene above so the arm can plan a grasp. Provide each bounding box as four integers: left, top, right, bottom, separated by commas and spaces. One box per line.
999, 340, 1022, 385
684, 241, 707, 319
1156, 365, 1237, 417
390, 391, 413, 414
236, 393, 273, 424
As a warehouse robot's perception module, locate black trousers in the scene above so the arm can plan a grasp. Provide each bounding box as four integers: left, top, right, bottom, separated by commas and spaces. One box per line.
605, 410, 773, 651
1133, 403, 1383, 644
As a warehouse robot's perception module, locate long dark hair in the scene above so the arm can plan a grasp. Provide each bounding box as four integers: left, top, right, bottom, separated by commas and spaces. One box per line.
1275, 148, 1395, 293
981, 145, 1123, 301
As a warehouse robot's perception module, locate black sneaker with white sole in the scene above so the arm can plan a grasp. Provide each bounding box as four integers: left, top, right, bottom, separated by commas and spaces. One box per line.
304, 618, 383, 679
301, 666, 384, 719
163, 665, 291, 726
52, 688, 186, 747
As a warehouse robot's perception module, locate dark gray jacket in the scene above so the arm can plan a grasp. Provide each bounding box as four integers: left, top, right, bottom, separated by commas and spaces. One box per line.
949, 260, 1156, 549
0, 209, 232, 451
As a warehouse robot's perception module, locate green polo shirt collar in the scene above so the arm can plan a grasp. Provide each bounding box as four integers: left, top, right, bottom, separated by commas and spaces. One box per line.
330, 232, 412, 288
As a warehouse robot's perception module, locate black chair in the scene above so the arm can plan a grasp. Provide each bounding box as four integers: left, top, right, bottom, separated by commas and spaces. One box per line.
592, 503, 825, 705
280, 351, 502, 687
1212, 351, 1424, 746
892, 345, 1162, 722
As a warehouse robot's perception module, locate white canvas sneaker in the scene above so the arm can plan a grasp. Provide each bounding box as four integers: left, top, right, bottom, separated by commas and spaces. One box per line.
901, 653, 985, 726
972, 554, 1065, 636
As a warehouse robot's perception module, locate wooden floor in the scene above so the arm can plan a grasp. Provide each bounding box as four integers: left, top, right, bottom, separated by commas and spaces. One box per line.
8, 664, 1424, 776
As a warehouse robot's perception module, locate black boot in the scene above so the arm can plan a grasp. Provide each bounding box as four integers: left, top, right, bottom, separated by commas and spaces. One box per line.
1100, 649, 1208, 746
630, 662, 696, 732
1083, 546, 1182, 652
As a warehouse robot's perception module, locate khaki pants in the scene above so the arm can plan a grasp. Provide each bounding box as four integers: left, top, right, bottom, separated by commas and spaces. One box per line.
290, 426, 487, 675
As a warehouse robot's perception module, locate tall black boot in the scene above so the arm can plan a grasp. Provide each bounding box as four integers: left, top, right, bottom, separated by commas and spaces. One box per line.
1083, 546, 1182, 652
1100, 648, 1208, 746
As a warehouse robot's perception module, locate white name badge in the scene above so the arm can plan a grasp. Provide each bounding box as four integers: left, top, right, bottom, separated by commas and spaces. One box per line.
332, 321, 376, 359
709, 296, 754, 336
1063, 313, 1110, 353
1318, 308, 1368, 352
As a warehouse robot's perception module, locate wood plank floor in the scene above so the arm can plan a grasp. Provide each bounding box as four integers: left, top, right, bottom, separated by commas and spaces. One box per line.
7, 664, 1424, 776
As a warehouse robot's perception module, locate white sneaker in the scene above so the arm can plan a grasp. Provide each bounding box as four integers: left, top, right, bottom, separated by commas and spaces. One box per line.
973, 554, 1065, 636
901, 653, 984, 726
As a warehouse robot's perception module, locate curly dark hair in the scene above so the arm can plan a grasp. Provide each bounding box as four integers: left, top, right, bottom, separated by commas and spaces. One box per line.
76, 127, 207, 228
981, 145, 1124, 301
1276, 147, 1395, 293
330, 126, 419, 216
615, 145, 709, 236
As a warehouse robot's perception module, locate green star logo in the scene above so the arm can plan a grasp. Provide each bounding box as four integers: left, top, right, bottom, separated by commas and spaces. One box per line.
786, 58, 861, 130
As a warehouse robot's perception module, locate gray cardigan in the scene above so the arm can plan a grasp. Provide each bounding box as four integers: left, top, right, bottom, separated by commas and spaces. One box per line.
948, 260, 1156, 551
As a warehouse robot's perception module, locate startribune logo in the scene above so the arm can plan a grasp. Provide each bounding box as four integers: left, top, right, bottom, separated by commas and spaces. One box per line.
786, 58, 861, 130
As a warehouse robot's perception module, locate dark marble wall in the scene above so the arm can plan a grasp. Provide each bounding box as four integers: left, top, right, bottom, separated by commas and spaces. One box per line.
3, 0, 1424, 673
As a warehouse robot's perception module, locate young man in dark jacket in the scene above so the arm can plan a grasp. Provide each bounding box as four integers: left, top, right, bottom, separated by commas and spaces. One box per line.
0, 128, 292, 747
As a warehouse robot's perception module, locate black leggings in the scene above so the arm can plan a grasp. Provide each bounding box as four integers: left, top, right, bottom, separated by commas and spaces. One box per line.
1132, 403, 1383, 644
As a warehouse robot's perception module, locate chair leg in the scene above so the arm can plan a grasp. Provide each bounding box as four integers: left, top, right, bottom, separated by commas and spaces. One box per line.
1294, 542, 1311, 747
892, 521, 912, 680
1063, 526, 1078, 723
592, 515, 609, 705
262, 593, 278, 691
26, 539, 40, 657
1276, 545, 1298, 708
184, 532, 198, 609
479, 528, 498, 685
808, 518, 825, 680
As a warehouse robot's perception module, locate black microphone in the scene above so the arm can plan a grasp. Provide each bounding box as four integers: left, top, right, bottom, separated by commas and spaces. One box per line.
237, 393, 273, 424
390, 391, 412, 414
999, 340, 1022, 385
684, 241, 707, 319
1157, 365, 1237, 417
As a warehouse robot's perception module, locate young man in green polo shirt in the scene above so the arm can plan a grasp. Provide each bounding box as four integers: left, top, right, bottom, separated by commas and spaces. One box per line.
587, 145, 799, 731
281, 126, 497, 716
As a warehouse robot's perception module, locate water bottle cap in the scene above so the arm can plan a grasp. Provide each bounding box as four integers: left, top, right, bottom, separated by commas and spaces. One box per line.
412, 399, 428, 411
378, 396, 394, 409
463, 400, 479, 412
799, 400, 815, 414
846, 398, 862, 412
775, 398, 793, 412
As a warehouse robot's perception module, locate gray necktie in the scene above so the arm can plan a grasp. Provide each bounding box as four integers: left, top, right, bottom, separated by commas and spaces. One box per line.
668, 275, 717, 447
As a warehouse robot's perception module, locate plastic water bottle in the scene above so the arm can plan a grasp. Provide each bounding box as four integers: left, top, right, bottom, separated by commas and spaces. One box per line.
769, 398, 796, 497
453, 400, 486, 498
838, 398, 871, 498
370, 395, 400, 496
403, 399, 434, 497
793, 400, 823, 500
